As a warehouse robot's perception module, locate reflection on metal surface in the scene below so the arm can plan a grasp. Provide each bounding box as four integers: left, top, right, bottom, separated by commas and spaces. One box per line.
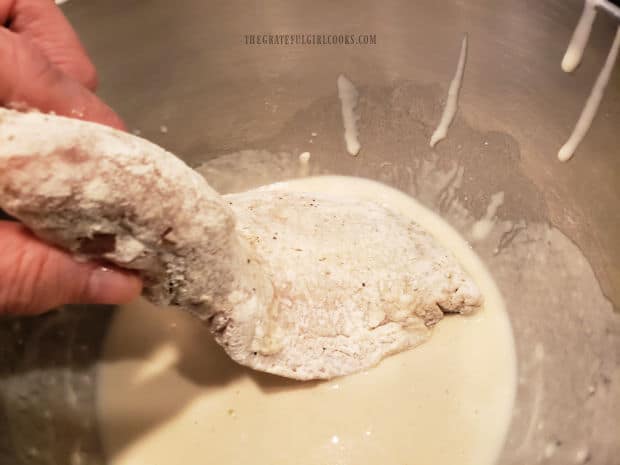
598, 0, 620, 19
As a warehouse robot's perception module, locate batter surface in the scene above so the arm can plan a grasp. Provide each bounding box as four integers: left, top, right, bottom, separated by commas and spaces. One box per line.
97, 176, 516, 465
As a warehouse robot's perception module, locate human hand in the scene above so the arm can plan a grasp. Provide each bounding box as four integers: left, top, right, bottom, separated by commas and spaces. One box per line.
0, 0, 142, 315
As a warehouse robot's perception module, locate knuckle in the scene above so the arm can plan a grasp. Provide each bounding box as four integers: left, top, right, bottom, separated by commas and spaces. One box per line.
27, 47, 60, 86
1, 32, 61, 105
80, 61, 98, 91
0, 29, 19, 103
0, 239, 43, 314
0, 224, 100, 315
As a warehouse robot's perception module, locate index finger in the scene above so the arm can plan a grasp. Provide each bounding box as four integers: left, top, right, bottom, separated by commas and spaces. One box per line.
0, 0, 98, 90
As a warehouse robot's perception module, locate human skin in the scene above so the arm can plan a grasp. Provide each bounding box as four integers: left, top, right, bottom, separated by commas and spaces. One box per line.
0, 0, 142, 315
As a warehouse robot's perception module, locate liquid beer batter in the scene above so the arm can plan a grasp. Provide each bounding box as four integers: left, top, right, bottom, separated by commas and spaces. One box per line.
97, 176, 517, 465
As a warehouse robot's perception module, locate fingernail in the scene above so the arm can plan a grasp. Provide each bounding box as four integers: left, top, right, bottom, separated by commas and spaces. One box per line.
87, 266, 142, 304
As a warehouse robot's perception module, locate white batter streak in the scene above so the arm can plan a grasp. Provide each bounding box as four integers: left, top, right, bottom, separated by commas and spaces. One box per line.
562, 0, 598, 73
337, 75, 361, 156
558, 26, 620, 162
430, 34, 468, 148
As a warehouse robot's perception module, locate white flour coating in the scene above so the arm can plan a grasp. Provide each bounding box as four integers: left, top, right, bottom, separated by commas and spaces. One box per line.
226, 188, 482, 378
430, 34, 468, 148
0, 110, 273, 335
470, 191, 504, 241
0, 110, 481, 379
337, 74, 361, 156
562, 0, 598, 73
558, 26, 620, 161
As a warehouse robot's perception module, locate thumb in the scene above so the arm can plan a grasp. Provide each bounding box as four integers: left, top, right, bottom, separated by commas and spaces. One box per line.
0, 222, 142, 316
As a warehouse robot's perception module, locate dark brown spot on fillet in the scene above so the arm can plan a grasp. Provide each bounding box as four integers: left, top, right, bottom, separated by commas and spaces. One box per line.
78, 233, 116, 254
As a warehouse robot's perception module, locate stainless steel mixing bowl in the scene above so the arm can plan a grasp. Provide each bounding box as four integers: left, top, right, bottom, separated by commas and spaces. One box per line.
1, 1, 618, 464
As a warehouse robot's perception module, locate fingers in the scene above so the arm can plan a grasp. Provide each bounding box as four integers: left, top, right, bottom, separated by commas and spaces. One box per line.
0, 222, 142, 316
0, 0, 98, 90
0, 27, 125, 130
0, 2, 134, 316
